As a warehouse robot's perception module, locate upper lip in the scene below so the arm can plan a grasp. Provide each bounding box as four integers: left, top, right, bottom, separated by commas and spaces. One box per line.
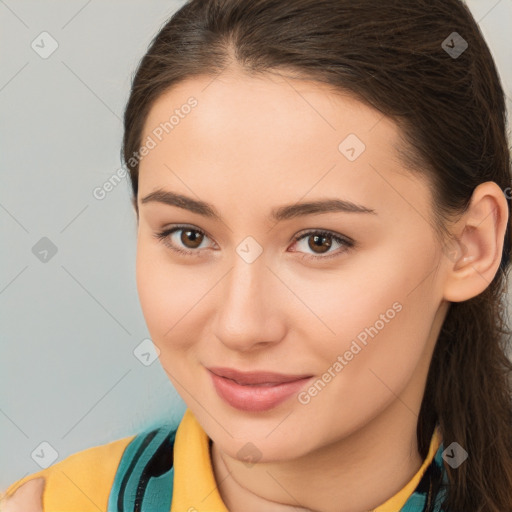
207, 366, 313, 385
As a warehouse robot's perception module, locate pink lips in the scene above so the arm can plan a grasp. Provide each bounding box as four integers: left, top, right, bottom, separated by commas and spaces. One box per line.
207, 366, 313, 412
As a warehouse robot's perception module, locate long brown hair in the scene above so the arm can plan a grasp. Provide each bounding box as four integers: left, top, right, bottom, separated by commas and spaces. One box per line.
121, 1, 512, 510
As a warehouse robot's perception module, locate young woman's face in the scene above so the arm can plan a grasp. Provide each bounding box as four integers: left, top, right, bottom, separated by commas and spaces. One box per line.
135, 70, 451, 462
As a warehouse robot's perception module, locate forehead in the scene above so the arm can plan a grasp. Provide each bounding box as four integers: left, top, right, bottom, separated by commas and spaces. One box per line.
137, 70, 431, 223
141, 70, 401, 154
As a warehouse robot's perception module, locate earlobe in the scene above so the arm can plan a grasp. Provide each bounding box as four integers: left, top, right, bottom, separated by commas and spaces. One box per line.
442, 181, 509, 303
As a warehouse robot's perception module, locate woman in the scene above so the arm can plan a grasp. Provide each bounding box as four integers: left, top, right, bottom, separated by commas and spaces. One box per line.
2, 0, 511, 510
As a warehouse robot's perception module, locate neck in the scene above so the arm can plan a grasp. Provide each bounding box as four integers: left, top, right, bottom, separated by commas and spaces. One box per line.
211, 396, 427, 512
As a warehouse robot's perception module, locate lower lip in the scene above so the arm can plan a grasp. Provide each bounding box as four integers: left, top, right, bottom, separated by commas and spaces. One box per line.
209, 371, 313, 412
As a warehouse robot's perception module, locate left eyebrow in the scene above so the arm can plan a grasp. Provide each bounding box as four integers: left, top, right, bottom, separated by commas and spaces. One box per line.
270, 198, 377, 221
140, 189, 377, 222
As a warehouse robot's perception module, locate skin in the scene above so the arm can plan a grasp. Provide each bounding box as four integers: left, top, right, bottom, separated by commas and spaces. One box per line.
0, 478, 44, 512
133, 67, 508, 512
6, 66, 506, 511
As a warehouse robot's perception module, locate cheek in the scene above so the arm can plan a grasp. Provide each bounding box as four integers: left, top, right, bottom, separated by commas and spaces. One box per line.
309, 246, 438, 394
290, 254, 411, 361
135, 239, 195, 348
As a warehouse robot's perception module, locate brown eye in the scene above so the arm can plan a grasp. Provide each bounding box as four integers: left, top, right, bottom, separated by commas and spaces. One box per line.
180, 228, 204, 249
154, 225, 212, 256
292, 229, 354, 261
307, 233, 332, 254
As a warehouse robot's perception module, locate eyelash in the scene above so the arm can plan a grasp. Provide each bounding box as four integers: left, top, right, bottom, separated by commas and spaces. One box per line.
153, 224, 354, 261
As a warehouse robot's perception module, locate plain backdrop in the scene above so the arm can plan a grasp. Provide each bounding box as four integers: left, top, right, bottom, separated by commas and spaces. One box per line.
1, 0, 511, 489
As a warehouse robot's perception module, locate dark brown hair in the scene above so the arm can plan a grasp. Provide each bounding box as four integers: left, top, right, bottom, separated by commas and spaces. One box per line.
121, 1, 512, 510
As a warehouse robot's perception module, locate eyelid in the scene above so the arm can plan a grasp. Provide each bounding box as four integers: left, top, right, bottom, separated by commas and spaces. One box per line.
291, 229, 354, 261
153, 224, 215, 256
153, 224, 354, 260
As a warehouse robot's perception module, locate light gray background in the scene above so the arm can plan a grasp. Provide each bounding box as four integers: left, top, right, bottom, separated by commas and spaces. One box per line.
1, 0, 511, 489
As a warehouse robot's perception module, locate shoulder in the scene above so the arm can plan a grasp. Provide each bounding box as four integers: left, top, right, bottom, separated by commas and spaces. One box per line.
1, 433, 136, 511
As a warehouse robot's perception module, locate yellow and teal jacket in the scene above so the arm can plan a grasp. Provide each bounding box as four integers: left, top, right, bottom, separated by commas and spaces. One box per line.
1, 409, 450, 511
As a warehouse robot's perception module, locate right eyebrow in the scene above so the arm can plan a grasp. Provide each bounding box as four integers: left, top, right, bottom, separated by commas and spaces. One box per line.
140, 189, 222, 221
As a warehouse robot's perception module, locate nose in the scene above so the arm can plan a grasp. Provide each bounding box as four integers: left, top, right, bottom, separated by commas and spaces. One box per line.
212, 253, 286, 353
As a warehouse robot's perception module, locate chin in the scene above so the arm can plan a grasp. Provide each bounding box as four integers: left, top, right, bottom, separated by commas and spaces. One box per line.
210, 418, 315, 464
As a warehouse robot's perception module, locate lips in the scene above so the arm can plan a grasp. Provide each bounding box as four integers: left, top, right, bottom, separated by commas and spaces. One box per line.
207, 366, 313, 385
207, 366, 314, 412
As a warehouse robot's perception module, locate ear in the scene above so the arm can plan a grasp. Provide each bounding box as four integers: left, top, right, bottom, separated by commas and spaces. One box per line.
442, 181, 509, 302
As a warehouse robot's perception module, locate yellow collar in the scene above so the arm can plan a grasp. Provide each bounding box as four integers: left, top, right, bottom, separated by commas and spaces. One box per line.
171, 409, 442, 512
171, 409, 229, 512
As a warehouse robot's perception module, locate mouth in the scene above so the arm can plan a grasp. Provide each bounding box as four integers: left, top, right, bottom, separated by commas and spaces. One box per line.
207, 366, 313, 385
206, 367, 314, 412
